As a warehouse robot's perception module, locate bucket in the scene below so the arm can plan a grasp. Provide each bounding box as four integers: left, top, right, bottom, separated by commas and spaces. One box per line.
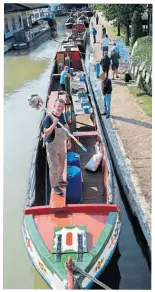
83, 105, 90, 114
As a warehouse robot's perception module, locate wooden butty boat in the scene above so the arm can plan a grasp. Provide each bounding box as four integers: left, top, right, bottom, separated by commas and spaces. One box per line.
22, 40, 121, 289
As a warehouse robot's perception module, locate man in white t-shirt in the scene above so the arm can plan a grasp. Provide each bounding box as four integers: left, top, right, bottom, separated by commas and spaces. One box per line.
101, 34, 111, 55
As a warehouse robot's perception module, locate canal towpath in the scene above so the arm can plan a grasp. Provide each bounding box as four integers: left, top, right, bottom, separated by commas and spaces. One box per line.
90, 13, 152, 248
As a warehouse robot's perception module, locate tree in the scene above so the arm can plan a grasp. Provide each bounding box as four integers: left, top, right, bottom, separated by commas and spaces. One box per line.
93, 4, 147, 46
131, 10, 143, 47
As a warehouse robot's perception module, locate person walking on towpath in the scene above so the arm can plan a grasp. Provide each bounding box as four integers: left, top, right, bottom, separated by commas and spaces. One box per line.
60, 66, 69, 91
101, 34, 111, 55
91, 26, 97, 43
96, 14, 99, 25
102, 25, 106, 38
112, 42, 119, 54
101, 75, 112, 118
110, 47, 121, 79
43, 98, 71, 195
100, 51, 111, 77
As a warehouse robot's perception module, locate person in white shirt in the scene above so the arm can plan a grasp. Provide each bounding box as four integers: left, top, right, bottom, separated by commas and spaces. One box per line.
101, 34, 111, 55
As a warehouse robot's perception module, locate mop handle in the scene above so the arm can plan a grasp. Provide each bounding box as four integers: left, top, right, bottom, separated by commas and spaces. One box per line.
40, 103, 87, 152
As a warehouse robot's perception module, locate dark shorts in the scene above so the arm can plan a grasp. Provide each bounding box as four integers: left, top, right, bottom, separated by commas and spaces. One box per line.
103, 68, 109, 76
112, 64, 119, 71
103, 46, 108, 53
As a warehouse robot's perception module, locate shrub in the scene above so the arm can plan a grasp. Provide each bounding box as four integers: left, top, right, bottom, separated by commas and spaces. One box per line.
131, 36, 152, 96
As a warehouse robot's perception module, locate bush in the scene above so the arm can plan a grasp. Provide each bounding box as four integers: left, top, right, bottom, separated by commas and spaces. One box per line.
131, 36, 152, 96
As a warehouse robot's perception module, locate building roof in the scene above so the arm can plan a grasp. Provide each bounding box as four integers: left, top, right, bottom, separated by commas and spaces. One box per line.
4, 3, 49, 13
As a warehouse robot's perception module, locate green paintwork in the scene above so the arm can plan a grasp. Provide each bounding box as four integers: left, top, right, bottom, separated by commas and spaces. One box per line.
24, 211, 118, 284
52, 225, 87, 253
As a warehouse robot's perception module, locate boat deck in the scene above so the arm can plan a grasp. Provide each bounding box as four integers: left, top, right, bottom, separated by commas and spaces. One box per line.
74, 115, 104, 204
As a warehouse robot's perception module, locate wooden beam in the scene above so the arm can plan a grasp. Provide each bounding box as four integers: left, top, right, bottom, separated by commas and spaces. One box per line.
24, 203, 119, 215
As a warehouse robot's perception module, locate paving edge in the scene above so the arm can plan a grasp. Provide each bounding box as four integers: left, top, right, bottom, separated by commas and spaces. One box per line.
85, 33, 151, 253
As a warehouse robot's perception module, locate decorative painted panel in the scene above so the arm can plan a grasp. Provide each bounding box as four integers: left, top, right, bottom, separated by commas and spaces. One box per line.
52, 226, 87, 253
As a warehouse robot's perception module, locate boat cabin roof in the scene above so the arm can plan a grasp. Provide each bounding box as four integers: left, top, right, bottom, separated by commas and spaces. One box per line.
58, 43, 79, 53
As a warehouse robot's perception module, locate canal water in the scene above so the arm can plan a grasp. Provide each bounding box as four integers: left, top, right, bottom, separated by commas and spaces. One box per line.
4, 17, 151, 289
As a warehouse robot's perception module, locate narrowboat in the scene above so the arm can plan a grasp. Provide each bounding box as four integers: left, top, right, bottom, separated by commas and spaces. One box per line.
65, 22, 87, 54
22, 40, 121, 289
13, 19, 57, 50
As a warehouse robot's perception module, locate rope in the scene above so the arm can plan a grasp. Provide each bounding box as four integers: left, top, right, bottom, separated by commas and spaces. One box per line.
66, 261, 112, 290
73, 264, 112, 290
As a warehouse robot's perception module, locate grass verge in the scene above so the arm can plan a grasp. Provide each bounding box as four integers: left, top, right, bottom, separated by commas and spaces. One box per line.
129, 86, 152, 117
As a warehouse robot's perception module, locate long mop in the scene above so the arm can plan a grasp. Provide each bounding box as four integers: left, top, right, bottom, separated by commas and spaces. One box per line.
28, 94, 87, 152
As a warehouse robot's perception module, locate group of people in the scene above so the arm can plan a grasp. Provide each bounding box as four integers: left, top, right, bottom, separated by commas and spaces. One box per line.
100, 43, 120, 80
100, 42, 121, 119
91, 20, 122, 119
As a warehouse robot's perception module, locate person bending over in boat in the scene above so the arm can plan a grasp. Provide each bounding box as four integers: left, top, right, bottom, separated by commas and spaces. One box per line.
43, 98, 71, 195
101, 75, 112, 119
60, 66, 69, 91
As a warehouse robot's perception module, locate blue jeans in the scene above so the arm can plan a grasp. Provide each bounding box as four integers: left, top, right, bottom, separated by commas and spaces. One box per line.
104, 94, 111, 116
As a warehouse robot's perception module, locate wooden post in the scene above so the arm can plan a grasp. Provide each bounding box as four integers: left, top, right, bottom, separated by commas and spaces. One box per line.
66, 256, 74, 289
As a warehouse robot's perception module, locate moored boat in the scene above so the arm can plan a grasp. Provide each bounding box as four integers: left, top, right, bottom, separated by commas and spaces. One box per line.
13, 18, 57, 50
65, 22, 87, 54
22, 40, 121, 289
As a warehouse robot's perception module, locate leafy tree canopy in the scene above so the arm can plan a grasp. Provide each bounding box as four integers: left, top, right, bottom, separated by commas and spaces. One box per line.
93, 4, 147, 26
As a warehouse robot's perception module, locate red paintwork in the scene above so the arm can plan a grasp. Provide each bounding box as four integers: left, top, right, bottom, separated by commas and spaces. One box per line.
26, 238, 33, 252
34, 210, 109, 252
108, 236, 115, 249
50, 190, 66, 208
71, 51, 80, 61
66, 257, 74, 289
57, 46, 82, 71
66, 232, 73, 246
25, 203, 119, 214
72, 23, 86, 33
